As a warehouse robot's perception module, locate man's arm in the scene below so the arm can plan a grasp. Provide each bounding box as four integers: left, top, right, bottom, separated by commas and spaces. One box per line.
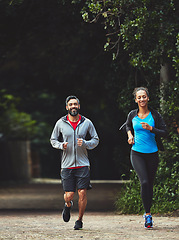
50, 120, 67, 150
82, 121, 99, 150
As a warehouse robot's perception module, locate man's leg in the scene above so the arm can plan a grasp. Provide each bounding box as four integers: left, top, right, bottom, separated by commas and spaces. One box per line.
74, 167, 90, 229
64, 191, 74, 207
62, 191, 74, 222
61, 168, 75, 222
77, 189, 87, 221
74, 188, 87, 230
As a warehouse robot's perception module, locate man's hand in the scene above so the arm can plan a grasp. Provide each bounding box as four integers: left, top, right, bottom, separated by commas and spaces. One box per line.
77, 138, 83, 147
63, 142, 68, 149
140, 122, 152, 131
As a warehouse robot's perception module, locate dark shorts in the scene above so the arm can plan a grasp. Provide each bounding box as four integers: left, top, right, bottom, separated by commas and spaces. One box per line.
61, 166, 90, 192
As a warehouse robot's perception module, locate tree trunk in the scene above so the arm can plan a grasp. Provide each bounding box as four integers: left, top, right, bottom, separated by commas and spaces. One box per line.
160, 63, 170, 110
0, 140, 32, 181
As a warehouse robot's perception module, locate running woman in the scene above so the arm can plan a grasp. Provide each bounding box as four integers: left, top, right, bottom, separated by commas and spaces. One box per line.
125, 87, 167, 228
50, 95, 99, 230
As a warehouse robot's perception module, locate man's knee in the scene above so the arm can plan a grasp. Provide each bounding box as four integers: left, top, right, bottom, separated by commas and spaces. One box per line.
78, 189, 87, 201
65, 191, 74, 202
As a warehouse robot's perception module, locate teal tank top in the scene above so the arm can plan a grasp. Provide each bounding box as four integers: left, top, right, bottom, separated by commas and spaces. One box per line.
132, 112, 158, 153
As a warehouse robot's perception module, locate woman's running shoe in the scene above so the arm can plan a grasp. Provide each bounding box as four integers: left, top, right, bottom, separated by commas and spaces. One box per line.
144, 214, 153, 228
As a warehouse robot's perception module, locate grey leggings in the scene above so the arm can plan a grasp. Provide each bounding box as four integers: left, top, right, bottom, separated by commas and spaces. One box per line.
131, 150, 159, 213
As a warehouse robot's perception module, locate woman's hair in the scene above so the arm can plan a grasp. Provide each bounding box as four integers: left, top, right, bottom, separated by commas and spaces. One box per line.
133, 87, 149, 99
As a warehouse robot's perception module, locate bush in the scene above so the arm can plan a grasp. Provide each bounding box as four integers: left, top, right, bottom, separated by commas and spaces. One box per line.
115, 155, 178, 214
115, 170, 143, 214
152, 152, 179, 213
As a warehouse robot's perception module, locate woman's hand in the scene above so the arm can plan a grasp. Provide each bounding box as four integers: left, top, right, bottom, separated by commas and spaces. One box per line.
140, 122, 153, 131
127, 131, 134, 145
128, 135, 134, 145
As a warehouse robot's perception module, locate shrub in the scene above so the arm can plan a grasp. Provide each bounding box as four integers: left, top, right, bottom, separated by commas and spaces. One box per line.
115, 155, 178, 214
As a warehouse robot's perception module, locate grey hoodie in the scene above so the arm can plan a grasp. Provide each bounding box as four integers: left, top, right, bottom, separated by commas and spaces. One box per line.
50, 115, 99, 168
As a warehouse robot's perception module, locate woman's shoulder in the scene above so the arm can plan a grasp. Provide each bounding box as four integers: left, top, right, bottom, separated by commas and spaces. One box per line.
128, 109, 138, 117
149, 107, 162, 117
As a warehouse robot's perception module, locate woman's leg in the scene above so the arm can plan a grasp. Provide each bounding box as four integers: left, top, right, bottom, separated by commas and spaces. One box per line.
145, 152, 159, 211
131, 150, 159, 213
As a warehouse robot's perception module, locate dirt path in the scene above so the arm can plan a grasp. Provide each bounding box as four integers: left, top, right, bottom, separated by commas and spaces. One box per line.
0, 180, 178, 239
0, 211, 178, 240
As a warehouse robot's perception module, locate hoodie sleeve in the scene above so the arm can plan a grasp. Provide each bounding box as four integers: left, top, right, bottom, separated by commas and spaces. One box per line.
150, 111, 167, 137
126, 111, 134, 133
83, 120, 99, 150
50, 120, 64, 150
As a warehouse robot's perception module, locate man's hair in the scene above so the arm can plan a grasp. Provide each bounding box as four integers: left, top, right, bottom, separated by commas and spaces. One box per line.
65, 95, 80, 105
133, 87, 149, 99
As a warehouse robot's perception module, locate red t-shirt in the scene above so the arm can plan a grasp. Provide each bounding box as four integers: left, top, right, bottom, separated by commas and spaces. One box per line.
67, 114, 81, 130
67, 115, 84, 169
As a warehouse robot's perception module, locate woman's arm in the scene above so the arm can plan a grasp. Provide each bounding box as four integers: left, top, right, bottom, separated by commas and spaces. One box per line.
151, 111, 167, 137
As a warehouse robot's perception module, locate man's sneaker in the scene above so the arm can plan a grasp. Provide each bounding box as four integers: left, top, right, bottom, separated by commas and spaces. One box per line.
62, 201, 73, 222
144, 214, 153, 228
74, 220, 83, 230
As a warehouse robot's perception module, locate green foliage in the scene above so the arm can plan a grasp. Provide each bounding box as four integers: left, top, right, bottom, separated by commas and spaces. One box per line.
76, 0, 179, 77
153, 80, 179, 213
161, 80, 179, 137
152, 155, 179, 213
116, 156, 178, 214
115, 170, 143, 214
0, 90, 37, 140
9, 0, 24, 6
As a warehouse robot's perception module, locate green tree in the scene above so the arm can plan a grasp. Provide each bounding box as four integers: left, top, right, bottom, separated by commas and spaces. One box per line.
73, 0, 178, 77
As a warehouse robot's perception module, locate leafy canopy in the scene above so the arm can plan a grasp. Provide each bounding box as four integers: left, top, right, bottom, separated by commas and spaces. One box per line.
72, 0, 179, 76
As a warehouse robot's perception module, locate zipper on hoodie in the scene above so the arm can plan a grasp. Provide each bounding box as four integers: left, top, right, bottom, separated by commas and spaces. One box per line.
74, 121, 81, 167
64, 116, 84, 167
68, 121, 81, 167
64, 120, 77, 167
74, 128, 77, 167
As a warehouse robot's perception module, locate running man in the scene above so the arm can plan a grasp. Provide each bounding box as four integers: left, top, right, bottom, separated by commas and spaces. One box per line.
50, 95, 99, 230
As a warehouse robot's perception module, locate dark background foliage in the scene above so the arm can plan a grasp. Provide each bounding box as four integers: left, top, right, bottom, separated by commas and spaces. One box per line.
0, 0, 132, 180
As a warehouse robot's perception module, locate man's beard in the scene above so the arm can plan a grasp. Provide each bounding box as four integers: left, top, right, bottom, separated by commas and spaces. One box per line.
68, 108, 79, 116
